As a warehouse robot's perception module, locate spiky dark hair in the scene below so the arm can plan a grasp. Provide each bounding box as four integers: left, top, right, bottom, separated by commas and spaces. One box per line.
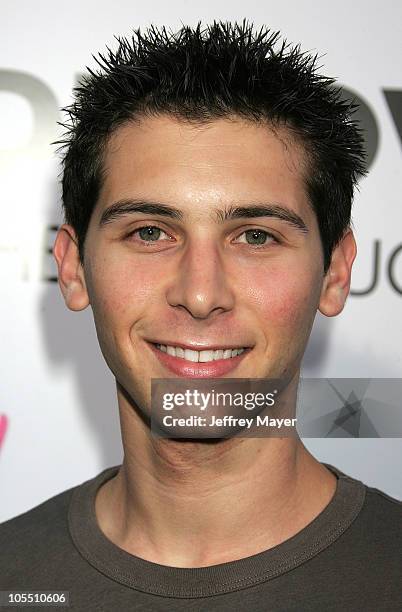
57, 20, 366, 272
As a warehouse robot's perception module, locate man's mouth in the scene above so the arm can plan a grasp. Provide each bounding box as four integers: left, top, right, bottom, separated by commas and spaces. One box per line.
147, 341, 252, 377
154, 343, 246, 362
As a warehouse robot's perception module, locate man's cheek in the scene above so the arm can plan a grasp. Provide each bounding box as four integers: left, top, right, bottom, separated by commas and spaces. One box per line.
91, 263, 160, 318
250, 269, 317, 328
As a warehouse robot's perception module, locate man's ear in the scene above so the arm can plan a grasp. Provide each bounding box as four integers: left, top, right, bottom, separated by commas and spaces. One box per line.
318, 229, 357, 317
53, 224, 90, 311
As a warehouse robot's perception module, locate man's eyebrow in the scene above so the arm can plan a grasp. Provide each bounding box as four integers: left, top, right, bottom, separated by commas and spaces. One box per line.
98, 200, 184, 226
98, 199, 308, 234
215, 204, 308, 233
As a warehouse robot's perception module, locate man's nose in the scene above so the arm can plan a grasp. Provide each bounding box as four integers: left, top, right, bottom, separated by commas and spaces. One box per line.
165, 240, 235, 320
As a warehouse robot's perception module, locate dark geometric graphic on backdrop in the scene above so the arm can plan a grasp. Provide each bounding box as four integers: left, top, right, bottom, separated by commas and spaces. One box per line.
322, 381, 379, 438
297, 379, 402, 438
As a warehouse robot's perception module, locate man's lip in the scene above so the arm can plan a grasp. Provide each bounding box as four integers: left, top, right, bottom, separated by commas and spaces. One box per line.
147, 342, 252, 377
146, 340, 252, 351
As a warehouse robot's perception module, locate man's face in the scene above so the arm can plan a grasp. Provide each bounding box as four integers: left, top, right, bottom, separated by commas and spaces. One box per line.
77, 115, 326, 411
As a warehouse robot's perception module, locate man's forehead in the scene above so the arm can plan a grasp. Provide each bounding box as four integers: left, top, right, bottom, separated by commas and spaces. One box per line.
104, 113, 306, 168
96, 113, 313, 223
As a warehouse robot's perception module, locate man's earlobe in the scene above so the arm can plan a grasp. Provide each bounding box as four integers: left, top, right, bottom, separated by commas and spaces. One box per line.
53, 224, 90, 311
318, 229, 357, 317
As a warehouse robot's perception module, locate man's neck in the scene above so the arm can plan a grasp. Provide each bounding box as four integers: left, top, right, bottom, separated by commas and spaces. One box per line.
95, 398, 336, 568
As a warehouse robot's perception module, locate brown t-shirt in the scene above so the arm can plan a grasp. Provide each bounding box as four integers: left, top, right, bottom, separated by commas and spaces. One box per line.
1, 463, 401, 611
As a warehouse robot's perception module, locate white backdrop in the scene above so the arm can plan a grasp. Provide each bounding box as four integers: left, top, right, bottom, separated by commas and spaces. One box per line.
0, 0, 401, 522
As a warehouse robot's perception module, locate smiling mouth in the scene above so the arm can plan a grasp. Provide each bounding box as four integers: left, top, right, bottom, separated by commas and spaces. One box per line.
151, 343, 248, 363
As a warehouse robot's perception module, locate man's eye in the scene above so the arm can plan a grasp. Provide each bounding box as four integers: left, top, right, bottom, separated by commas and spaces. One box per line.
130, 226, 169, 242
236, 229, 277, 246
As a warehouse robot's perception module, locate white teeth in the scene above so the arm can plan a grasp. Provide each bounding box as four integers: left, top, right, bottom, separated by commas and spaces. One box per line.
184, 349, 199, 362
155, 344, 246, 362
199, 350, 214, 362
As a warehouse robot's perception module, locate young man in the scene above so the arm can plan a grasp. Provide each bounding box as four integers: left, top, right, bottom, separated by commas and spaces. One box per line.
1, 22, 401, 611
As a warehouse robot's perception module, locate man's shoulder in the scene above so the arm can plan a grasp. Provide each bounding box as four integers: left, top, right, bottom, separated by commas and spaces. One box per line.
0, 477, 92, 588
333, 469, 402, 570
365, 482, 402, 505
333, 465, 402, 525
361, 482, 402, 529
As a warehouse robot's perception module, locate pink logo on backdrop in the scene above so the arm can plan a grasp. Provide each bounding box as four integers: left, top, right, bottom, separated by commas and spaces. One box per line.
0, 414, 8, 450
